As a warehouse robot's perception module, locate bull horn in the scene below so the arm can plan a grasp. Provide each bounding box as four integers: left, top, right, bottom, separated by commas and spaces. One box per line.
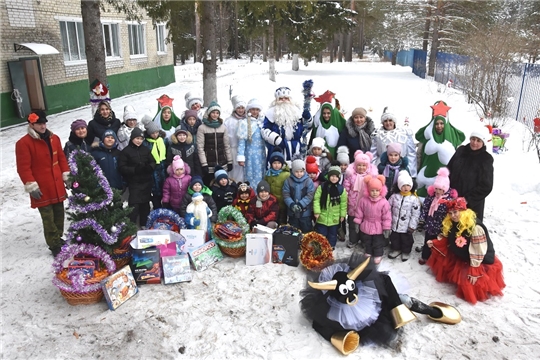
347, 258, 370, 280
308, 280, 338, 291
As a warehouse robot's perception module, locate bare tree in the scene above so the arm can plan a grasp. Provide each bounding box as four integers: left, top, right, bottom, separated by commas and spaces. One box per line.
268, 22, 276, 82
195, 1, 201, 62
201, 1, 217, 104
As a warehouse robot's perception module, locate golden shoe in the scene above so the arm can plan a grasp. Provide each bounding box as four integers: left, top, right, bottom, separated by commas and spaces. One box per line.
428, 302, 462, 325
330, 331, 360, 355
391, 304, 417, 329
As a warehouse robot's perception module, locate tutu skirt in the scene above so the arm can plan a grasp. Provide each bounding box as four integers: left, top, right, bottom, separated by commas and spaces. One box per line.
427, 237, 505, 304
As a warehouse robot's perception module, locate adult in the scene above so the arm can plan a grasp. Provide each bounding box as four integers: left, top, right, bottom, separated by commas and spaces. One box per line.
152, 94, 182, 139
181, 91, 206, 121
261, 86, 312, 166
63, 119, 92, 159
446, 126, 493, 221
370, 107, 417, 178
427, 197, 505, 304
87, 101, 121, 145
415, 101, 465, 198
224, 95, 247, 182
337, 107, 375, 163
310, 102, 346, 158
16, 110, 70, 256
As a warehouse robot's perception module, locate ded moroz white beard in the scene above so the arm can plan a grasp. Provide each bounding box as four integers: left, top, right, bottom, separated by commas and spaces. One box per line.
271, 100, 302, 141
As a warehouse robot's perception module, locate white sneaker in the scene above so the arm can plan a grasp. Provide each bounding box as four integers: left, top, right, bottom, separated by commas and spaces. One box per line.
388, 250, 401, 259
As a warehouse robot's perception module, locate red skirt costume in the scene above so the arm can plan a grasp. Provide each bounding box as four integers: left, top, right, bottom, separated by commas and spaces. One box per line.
427, 222, 505, 304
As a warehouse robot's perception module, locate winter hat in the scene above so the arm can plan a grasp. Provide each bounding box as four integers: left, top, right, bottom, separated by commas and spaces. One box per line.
140, 112, 154, 126
257, 180, 271, 194
70, 119, 87, 132
174, 127, 189, 137
470, 126, 490, 144
130, 127, 144, 140
185, 91, 203, 109
123, 105, 137, 122
291, 158, 305, 173
269, 151, 285, 165
184, 109, 198, 120
231, 95, 246, 110
214, 166, 228, 182
275, 86, 291, 99
27, 110, 47, 124
204, 101, 221, 119
102, 129, 118, 142
381, 106, 397, 123
237, 181, 251, 195
190, 176, 204, 188
352, 107, 367, 118
192, 192, 203, 201
327, 165, 341, 178
397, 170, 413, 190
246, 98, 263, 113
172, 155, 185, 172
432, 167, 450, 192
305, 156, 319, 174
365, 174, 385, 191
386, 142, 402, 155
310, 137, 326, 151
336, 146, 350, 165
354, 150, 373, 166
145, 121, 161, 135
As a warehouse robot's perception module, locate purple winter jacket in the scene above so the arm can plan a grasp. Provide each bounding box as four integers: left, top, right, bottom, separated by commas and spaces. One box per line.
419, 185, 458, 237
162, 165, 192, 211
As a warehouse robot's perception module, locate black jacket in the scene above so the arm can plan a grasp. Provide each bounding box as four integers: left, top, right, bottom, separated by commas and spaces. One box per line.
118, 142, 156, 204
91, 143, 124, 190
87, 110, 121, 143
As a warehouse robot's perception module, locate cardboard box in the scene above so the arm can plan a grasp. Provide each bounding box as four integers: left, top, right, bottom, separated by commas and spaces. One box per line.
272, 232, 300, 267
74, 254, 99, 270
181, 229, 206, 252
101, 265, 139, 310
68, 260, 95, 278
188, 240, 223, 271
254, 224, 276, 234
162, 254, 193, 284
246, 233, 273, 266
134, 229, 184, 249
130, 247, 161, 285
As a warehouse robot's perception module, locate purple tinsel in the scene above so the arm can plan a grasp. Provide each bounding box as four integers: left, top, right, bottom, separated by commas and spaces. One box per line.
52, 243, 116, 294
66, 220, 126, 245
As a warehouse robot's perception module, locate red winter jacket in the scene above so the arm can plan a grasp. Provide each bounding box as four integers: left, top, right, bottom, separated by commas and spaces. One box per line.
245, 194, 279, 226
16, 127, 69, 208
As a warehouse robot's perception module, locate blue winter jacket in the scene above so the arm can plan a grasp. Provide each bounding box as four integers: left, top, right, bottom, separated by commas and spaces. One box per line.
282, 173, 315, 217
91, 143, 124, 190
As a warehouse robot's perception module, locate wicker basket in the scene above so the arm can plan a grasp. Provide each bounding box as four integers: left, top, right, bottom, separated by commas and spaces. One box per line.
112, 248, 132, 269
56, 269, 108, 306
215, 238, 246, 258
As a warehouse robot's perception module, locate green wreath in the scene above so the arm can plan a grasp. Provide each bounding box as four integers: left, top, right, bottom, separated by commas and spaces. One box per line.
212, 206, 250, 249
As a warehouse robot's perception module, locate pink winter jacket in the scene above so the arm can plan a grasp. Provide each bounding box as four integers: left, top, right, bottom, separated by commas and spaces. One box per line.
162, 165, 192, 210
343, 163, 377, 216
353, 195, 392, 235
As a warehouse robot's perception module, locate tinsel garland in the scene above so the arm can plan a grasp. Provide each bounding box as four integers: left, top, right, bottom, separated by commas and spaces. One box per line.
300, 231, 334, 271
52, 243, 116, 294
67, 149, 113, 214
146, 208, 187, 231
217, 206, 250, 235
66, 220, 126, 245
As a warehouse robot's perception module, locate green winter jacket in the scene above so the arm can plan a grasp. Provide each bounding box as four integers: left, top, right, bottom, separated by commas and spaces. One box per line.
264, 164, 290, 212
313, 183, 347, 226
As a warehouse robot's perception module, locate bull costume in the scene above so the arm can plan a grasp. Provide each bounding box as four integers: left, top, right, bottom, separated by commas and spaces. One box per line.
300, 254, 461, 355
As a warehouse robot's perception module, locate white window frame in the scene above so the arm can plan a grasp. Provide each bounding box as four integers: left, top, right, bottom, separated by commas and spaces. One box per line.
156, 23, 167, 54
59, 20, 86, 64
102, 22, 121, 60
127, 23, 147, 57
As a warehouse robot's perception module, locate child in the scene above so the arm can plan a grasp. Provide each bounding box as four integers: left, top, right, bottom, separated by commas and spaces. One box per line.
237, 98, 266, 190
91, 129, 123, 190
306, 155, 321, 190
388, 171, 421, 261
343, 150, 377, 248
335, 146, 350, 241
117, 105, 144, 150
283, 158, 315, 233
307, 137, 331, 174
143, 121, 168, 209
232, 181, 256, 219
181, 109, 202, 143
182, 91, 205, 121
313, 165, 347, 249
353, 174, 392, 264
167, 127, 202, 177
211, 166, 238, 212
162, 156, 192, 213
64, 119, 92, 158
152, 94, 181, 138
246, 180, 279, 230
118, 128, 156, 228
185, 192, 212, 240
377, 142, 410, 199
179, 176, 217, 223
225, 95, 247, 182
417, 167, 457, 264
196, 101, 233, 186
264, 151, 290, 225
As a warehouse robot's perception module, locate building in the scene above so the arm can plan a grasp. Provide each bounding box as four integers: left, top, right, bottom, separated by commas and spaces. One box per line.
1, 0, 175, 127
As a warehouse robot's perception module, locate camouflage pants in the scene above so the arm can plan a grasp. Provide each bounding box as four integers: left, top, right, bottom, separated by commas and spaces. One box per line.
37, 202, 65, 251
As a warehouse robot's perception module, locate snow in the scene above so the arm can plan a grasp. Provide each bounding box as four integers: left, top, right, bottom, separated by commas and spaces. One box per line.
2, 59, 540, 359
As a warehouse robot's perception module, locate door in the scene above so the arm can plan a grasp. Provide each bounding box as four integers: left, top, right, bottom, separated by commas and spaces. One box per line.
7, 57, 47, 119
7, 60, 31, 118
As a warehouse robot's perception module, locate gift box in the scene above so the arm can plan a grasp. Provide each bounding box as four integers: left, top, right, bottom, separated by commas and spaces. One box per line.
181, 229, 206, 252
272, 232, 300, 267
246, 233, 273, 266
162, 254, 193, 284
129, 247, 161, 285
134, 229, 184, 249
68, 260, 95, 278
74, 254, 100, 270
188, 240, 223, 271
254, 224, 276, 234
101, 265, 139, 310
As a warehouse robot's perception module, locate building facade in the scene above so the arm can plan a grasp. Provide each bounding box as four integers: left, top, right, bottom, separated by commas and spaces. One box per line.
1, 0, 175, 127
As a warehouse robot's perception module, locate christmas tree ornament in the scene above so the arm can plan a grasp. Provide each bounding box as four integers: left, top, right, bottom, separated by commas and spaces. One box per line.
76, 236, 82, 242
84, 196, 91, 202
72, 182, 79, 189
111, 226, 117, 233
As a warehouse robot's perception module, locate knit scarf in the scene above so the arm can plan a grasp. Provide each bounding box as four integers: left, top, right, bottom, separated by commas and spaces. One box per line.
266, 167, 282, 177
353, 171, 368, 193
428, 193, 443, 217
172, 172, 185, 180
146, 137, 166, 164
400, 190, 412, 197
256, 195, 266, 209
202, 118, 222, 129
320, 181, 341, 210
383, 162, 402, 187
39, 130, 53, 160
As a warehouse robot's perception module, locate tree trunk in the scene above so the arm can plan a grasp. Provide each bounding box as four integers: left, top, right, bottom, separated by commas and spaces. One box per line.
219, 2, 223, 62
428, 0, 442, 77
423, 0, 432, 52
268, 22, 276, 82
81, 0, 106, 92
303, 58, 309, 66
233, 0, 239, 59
345, 0, 355, 62
202, 1, 217, 104
249, 38, 254, 62
317, 52, 322, 63
263, 35, 267, 62
292, 54, 299, 71
338, 33, 344, 62
329, 40, 334, 63
391, 51, 397, 65
358, 9, 365, 59
195, 1, 201, 62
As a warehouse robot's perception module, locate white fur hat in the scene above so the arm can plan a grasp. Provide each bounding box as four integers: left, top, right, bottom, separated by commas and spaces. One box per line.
246, 98, 263, 113
397, 170, 413, 189
336, 146, 350, 164
123, 105, 137, 122
185, 91, 203, 109
310, 137, 326, 151
381, 106, 397, 123
275, 87, 291, 99
231, 95, 246, 110
470, 126, 490, 144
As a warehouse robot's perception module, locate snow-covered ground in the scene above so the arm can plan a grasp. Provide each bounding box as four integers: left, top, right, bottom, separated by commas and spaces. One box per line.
1, 60, 539, 360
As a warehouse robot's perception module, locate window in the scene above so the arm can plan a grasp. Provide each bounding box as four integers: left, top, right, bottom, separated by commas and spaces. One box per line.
60, 21, 86, 62
128, 24, 146, 56
102, 23, 120, 58
156, 24, 166, 53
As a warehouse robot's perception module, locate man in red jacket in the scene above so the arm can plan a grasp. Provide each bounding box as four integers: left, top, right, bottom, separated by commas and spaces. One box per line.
16, 110, 70, 256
